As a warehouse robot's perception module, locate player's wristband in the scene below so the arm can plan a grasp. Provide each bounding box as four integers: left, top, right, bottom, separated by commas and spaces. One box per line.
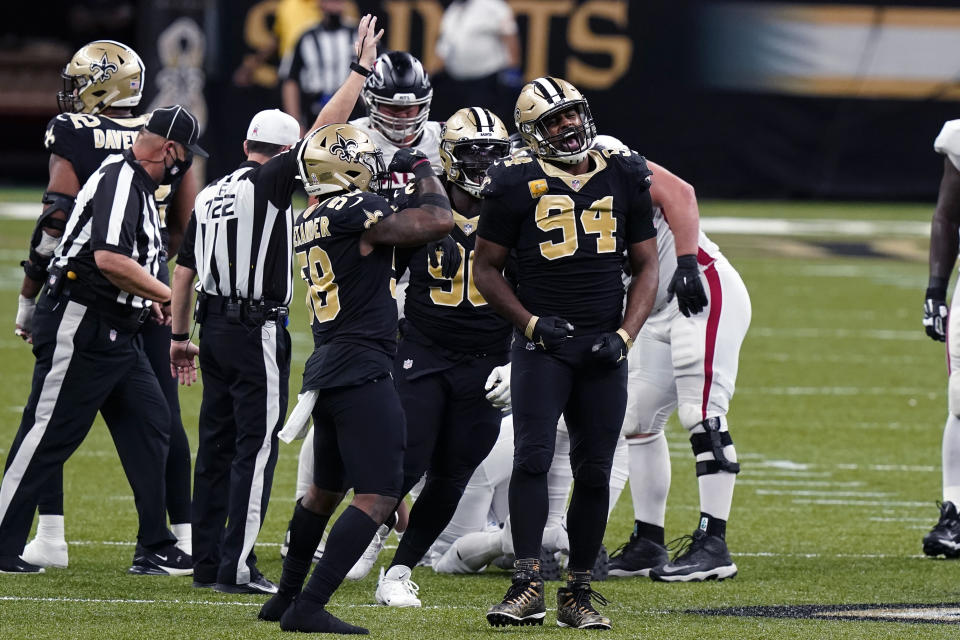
171, 332, 189, 341
418, 192, 450, 208
616, 327, 634, 351
350, 61, 371, 77
524, 315, 539, 340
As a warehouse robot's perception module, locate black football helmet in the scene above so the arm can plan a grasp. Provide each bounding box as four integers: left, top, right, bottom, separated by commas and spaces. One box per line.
362, 51, 433, 144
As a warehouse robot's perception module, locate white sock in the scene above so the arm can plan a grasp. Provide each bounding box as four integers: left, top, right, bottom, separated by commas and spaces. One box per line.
296, 427, 315, 501
690, 420, 738, 522
171, 523, 192, 555
36, 514, 65, 543
943, 414, 960, 504
608, 437, 629, 518
628, 432, 670, 527
547, 427, 573, 529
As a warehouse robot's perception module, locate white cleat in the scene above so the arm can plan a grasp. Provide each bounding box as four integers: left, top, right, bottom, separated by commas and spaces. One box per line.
345, 525, 387, 580
375, 565, 421, 607
21, 538, 68, 569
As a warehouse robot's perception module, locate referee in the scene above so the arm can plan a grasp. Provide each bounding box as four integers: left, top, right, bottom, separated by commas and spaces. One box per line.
0, 104, 205, 574
169, 14, 384, 593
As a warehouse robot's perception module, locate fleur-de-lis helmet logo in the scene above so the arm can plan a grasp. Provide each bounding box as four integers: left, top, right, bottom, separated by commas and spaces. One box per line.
89, 53, 119, 84
329, 132, 359, 162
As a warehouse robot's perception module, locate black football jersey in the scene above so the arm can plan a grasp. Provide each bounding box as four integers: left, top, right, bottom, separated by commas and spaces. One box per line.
393, 182, 511, 354
43, 112, 180, 226
294, 190, 398, 390
477, 148, 655, 334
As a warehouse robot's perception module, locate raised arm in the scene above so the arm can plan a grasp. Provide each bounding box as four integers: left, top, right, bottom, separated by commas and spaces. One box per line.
307, 14, 383, 134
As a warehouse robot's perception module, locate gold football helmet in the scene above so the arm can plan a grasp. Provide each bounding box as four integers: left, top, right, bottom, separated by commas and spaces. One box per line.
298, 124, 388, 197
439, 107, 511, 197
57, 40, 145, 114
514, 77, 596, 165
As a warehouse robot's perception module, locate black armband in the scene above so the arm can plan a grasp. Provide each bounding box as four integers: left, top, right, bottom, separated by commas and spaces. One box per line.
171, 332, 189, 341
418, 192, 450, 208
350, 61, 371, 77
928, 276, 949, 299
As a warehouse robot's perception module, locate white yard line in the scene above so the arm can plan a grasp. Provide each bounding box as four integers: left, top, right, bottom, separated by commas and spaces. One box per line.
755, 490, 891, 497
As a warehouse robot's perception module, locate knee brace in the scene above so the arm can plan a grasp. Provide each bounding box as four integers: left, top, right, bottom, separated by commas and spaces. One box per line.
689, 416, 740, 476
949, 371, 960, 417
22, 191, 72, 282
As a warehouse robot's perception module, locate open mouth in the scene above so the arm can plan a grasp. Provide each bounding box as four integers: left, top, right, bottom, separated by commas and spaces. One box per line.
558, 128, 582, 152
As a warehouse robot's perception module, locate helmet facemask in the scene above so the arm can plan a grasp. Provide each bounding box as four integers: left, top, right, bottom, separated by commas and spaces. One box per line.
444, 139, 510, 196
298, 125, 389, 197
525, 101, 596, 165
363, 90, 432, 145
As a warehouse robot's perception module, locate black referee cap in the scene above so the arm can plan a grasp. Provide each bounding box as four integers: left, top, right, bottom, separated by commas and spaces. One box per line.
145, 105, 208, 157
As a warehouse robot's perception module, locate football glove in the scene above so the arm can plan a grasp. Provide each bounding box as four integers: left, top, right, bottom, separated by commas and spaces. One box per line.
484, 363, 511, 412
923, 288, 949, 342
389, 148, 432, 178
590, 329, 632, 368
15, 294, 36, 343
525, 315, 574, 351
427, 235, 462, 279
667, 254, 707, 317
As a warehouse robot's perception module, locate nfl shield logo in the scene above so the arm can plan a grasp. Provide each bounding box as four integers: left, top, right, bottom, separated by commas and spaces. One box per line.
464, 223, 474, 234
525, 341, 536, 351
571, 179, 581, 190
403, 359, 413, 370
109, 329, 117, 342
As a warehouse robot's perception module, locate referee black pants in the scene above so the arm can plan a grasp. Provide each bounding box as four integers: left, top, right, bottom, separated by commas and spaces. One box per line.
35, 259, 192, 526
0, 296, 173, 555
192, 311, 290, 586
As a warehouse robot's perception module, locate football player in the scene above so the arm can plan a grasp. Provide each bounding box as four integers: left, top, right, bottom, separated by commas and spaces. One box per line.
473, 77, 659, 630
14, 40, 197, 571
921, 119, 960, 557
372, 107, 513, 607
256, 124, 452, 634
285, 49, 443, 572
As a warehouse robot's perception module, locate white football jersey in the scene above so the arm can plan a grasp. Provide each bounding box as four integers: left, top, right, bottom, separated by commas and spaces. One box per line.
934, 119, 960, 171
349, 116, 443, 189
649, 207, 724, 312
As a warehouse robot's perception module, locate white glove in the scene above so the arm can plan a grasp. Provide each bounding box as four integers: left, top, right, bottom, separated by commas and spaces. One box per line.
484, 363, 512, 412
279, 390, 319, 443
15, 295, 36, 343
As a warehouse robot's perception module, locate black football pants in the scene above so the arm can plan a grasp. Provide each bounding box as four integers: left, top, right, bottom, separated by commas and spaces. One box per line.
508, 333, 627, 570
0, 296, 173, 555
192, 311, 289, 586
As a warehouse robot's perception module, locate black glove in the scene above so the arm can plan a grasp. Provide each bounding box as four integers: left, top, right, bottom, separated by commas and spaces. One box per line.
427, 235, 462, 279
525, 315, 574, 351
590, 330, 630, 368
667, 254, 707, 317
389, 148, 433, 179
923, 286, 949, 342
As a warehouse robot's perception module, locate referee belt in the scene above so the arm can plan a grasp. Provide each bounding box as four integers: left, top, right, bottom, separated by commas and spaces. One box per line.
199, 294, 289, 324
45, 269, 151, 331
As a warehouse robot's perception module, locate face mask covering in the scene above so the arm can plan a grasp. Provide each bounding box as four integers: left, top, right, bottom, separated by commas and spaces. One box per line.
161, 148, 193, 185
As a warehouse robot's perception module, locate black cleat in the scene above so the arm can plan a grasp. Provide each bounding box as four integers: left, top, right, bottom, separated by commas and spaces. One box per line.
556, 585, 612, 630
650, 529, 737, 582
609, 535, 669, 577
0, 556, 45, 574
214, 571, 278, 595
540, 547, 561, 581
592, 544, 610, 581
486, 573, 546, 627
923, 501, 960, 558
128, 543, 193, 576
259, 592, 295, 621
279, 598, 368, 634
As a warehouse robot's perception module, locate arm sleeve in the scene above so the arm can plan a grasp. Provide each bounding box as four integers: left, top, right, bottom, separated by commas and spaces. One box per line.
90, 166, 143, 256
257, 138, 306, 205
176, 213, 198, 270
477, 164, 523, 247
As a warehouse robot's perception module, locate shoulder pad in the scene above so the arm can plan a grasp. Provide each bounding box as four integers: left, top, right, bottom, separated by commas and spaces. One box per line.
320, 191, 393, 234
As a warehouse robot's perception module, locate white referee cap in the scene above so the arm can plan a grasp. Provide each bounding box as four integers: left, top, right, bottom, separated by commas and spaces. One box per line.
246, 109, 300, 146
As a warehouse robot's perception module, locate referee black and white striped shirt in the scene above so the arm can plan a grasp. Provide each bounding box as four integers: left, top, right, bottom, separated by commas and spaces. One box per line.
279, 22, 355, 119
50, 149, 163, 309
178, 142, 305, 306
